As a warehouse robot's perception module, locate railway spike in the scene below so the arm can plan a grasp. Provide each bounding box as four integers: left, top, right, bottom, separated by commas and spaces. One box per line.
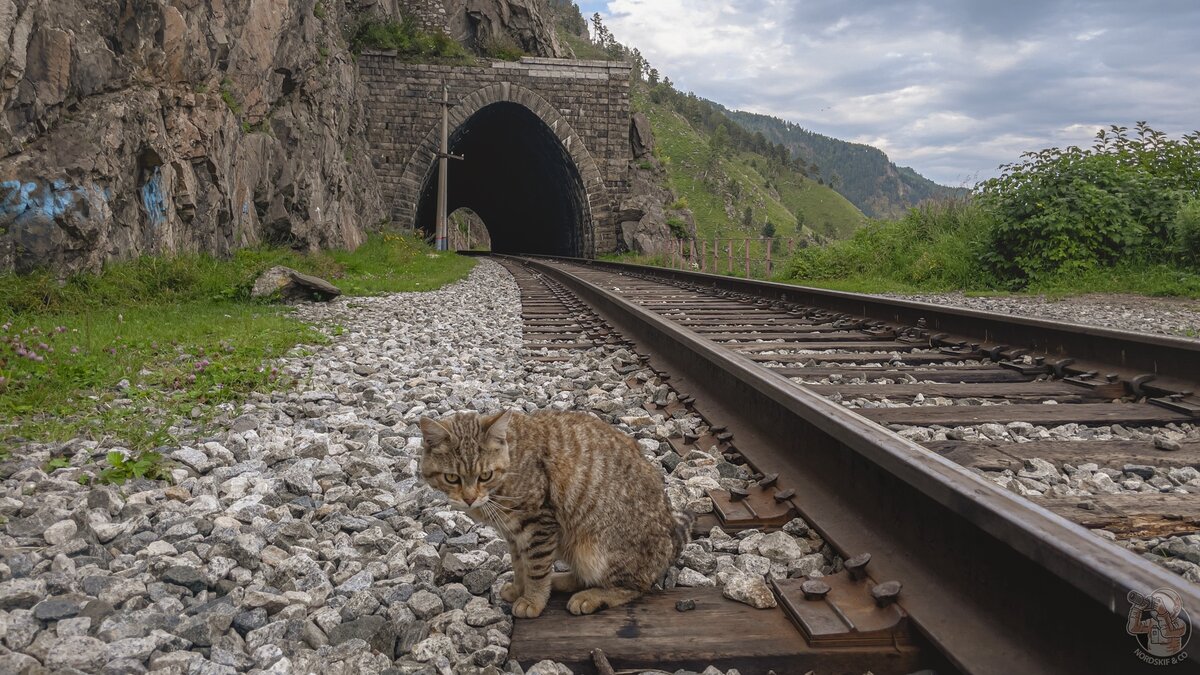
845, 552, 872, 580
871, 580, 903, 608
801, 579, 831, 600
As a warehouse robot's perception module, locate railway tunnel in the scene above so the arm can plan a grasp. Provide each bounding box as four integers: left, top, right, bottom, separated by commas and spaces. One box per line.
412, 102, 590, 256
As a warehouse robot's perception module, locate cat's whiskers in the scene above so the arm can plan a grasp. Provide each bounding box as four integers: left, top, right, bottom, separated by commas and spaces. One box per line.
482, 502, 515, 540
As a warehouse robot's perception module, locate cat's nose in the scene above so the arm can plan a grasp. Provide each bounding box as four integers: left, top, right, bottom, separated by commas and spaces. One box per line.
463, 490, 478, 505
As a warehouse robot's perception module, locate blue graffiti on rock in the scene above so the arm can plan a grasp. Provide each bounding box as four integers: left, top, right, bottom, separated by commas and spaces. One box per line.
0, 179, 111, 227
140, 167, 167, 226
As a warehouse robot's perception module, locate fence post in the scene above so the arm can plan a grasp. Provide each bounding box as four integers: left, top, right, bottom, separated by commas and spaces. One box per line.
766, 238, 773, 278
727, 240, 733, 274
711, 238, 718, 272
701, 241, 707, 272
744, 238, 751, 277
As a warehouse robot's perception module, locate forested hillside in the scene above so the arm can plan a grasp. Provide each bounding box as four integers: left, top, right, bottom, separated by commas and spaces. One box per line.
725, 108, 967, 218
636, 83, 866, 243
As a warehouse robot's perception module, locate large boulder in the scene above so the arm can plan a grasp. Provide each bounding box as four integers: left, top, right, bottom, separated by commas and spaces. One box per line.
617, 114, 696, 256
251, 266, 341, 302
630, 112, 655, 159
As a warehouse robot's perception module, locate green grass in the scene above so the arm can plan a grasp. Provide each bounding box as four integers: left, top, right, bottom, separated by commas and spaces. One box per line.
0, 234, 474, 448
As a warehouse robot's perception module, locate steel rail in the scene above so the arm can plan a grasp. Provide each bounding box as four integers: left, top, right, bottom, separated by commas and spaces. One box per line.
530, 255, 1200, 393
509, 255, 1200, 675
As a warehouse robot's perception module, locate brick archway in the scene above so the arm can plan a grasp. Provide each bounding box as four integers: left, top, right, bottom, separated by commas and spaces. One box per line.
393, 82, 610, 256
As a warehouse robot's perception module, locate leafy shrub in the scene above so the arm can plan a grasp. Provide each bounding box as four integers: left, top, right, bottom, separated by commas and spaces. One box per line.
977, 122, 1200, 285
220, 81, 242, 115
784, 199, 996, 289
349, 17, 469, 61
98, 451, 172, 485
481, 34, 525, 61
666, 217, 689, 239
1173, 198, 1200, 267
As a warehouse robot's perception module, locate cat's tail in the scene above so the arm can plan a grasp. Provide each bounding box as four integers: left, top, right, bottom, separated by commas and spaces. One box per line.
670, 510, 695, 559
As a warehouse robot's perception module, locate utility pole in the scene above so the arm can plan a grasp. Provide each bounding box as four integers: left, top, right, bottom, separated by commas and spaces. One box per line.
433, 84, 464, 251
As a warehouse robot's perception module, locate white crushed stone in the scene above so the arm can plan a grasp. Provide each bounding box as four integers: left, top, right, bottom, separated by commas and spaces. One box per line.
877, 291, 1200, 340
0, 259, 809, 675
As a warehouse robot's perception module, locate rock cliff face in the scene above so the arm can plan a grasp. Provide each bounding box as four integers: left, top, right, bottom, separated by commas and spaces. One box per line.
617, 111, 695, 256
0, 0, 596, 275
0, 0, 384, 275
343, 0, 567, 58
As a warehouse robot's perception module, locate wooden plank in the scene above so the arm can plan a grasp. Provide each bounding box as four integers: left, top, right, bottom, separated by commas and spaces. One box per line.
679, 319, 823, 327
724, 338, 912, 348
803, 382, 1121, 402
744, 352, 979, 366
923, 439, 1200, 472
861, 403, 1192, 427
690, 324, 835, 333
1030, 493, 1200, 538
510, 587, 923, 673
770, 366, 1034, 384
712, 332, 879, 342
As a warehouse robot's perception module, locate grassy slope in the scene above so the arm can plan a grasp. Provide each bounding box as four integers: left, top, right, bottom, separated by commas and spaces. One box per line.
635, 87, 864, 249
1, 234, 474, 448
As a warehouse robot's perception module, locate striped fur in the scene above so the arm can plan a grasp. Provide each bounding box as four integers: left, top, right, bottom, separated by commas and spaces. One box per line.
419, 409, 688, 617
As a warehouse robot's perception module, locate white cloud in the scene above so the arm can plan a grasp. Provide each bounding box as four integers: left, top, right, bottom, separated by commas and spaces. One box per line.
592, 0, 1200, 185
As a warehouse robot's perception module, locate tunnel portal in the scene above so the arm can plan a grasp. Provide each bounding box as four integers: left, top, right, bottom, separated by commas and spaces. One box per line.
414, 102, 589, 256
360, 57, 632, 255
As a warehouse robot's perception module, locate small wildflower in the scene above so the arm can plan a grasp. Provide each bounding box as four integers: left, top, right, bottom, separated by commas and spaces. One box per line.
70, 345, 80, 354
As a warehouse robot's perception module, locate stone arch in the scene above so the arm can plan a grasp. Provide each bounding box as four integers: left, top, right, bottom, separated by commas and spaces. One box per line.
392, 82, 610, 256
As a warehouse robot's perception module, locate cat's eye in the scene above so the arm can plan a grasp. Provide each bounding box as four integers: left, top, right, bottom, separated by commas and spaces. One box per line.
444, 473, 461, 484
479, 470, 494, 482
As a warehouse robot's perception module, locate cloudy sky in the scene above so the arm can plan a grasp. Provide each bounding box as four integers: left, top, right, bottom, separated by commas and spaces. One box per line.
577, 0, 1200, 186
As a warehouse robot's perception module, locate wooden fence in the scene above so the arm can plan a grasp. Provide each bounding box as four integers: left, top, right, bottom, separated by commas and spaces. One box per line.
667, 237, 798, 278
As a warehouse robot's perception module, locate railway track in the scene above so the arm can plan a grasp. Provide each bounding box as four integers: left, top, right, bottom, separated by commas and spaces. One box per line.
492, 255, 1200, 675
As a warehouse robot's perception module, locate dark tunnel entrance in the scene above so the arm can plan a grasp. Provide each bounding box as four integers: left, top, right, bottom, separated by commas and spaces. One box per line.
414, 102, 589, 256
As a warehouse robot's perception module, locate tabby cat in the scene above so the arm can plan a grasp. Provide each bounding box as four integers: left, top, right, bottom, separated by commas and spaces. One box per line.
418, 409, 689, 618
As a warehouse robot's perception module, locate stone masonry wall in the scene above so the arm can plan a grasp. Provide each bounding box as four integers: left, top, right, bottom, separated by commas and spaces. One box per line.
359, 53, 632, 254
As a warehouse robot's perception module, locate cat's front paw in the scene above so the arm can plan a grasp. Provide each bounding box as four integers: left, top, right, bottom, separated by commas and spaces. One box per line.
567, 590, 604, 615
500, 582, 521, 603
511, 596, 547, 618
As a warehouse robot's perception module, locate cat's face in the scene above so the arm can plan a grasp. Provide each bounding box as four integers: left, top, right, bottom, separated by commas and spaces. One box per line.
418, 411, 512, 509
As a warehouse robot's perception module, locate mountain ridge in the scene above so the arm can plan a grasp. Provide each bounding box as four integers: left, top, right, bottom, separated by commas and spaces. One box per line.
720, 105, 967, 218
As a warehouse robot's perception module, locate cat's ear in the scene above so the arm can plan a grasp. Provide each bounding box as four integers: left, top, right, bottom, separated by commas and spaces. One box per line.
483, 409, 514, 445
419, 417, 451, 447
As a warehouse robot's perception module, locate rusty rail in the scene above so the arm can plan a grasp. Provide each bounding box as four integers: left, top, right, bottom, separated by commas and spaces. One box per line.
509, 254, 1200, 675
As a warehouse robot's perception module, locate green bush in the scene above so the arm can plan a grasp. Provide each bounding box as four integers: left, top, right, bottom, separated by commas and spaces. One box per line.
1173, 198, 1200, 267
977, 123, 1200, 285
349, 17, 470, 61
666, 217, 689, 239
784, 199, 996, 290
481, 34, 525, 61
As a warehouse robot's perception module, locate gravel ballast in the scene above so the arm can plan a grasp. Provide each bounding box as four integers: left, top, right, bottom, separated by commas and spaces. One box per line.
877, 291, 1200, 339
0, 260, 820, 674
